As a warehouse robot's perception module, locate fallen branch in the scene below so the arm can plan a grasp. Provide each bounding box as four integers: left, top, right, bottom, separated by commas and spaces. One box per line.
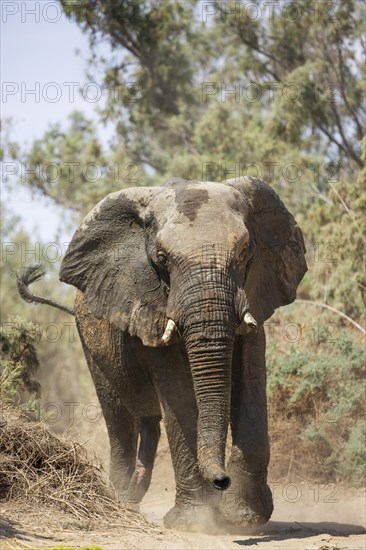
295, 299, 366, 334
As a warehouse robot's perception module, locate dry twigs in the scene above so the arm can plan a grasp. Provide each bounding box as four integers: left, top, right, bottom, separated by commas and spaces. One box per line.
0, 405, 153, 532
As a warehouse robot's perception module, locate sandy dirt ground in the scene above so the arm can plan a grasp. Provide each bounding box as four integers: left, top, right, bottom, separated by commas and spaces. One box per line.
1, 483, 365, 549
1, 427, 365, 550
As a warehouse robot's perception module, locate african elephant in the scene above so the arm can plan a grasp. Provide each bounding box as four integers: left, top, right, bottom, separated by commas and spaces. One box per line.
18, 177, 307, 531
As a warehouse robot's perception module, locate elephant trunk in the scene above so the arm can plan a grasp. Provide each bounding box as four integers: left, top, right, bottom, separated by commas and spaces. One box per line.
187, 339, 233, 489
182, 295, 236, 490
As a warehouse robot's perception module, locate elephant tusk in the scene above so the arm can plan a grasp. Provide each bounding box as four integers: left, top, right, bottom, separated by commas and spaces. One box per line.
161, 319, 177, 344
244, 312, 257, 329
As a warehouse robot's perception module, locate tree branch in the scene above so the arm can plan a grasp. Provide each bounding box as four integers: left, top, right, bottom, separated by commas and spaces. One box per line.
312, 115, 362, 167
335, 41, 364, 138
295, 299, 366, 334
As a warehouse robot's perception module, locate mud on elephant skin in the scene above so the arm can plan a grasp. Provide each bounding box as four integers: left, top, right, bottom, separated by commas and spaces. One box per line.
17, 176, 307, 532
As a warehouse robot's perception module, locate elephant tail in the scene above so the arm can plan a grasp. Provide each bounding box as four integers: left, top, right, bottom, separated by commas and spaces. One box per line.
17, 263, 75, 316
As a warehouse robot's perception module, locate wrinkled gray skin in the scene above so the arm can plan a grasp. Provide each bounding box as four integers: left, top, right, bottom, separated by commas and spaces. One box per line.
44, 177, 308, 531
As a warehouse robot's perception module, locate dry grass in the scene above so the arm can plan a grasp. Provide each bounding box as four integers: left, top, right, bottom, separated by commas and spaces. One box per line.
269, 413, 337, 484
0, 405, 154, 532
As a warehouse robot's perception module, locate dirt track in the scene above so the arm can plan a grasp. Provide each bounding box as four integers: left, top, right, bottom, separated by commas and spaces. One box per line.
139, 440, 366, 550
1, 426, 365, 549
142, 484, 366, 549
1, 483, 365, 549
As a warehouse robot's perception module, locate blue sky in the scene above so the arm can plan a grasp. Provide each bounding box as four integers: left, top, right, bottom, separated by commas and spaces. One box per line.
1, 2, 112, 241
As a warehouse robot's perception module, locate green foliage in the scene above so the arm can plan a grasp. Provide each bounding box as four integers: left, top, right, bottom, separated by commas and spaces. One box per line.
300, 171, 366, 319
0, 316, 40, 400
18, 0, 361, 196
267, 329, 366, 485
22, 112, 141, 215
9, 0, 362, 229
211, 0, 364, 167
0, 117, 19, 163
336, 421, 366, 482
0, 203, 94, 429
61, 0, 196, 117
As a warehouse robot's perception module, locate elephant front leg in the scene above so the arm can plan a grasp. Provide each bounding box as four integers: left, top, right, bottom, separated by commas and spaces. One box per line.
222, 328, 273, 527
149, 346, 222, 532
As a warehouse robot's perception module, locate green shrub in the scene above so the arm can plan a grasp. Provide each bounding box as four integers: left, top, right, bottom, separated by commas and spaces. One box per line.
267, 329, 366, 485
0, 316, 40, 401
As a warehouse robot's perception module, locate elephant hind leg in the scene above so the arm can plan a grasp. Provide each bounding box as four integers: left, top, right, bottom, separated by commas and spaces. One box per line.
79, 344, 139, 503
131, 415, 161, 502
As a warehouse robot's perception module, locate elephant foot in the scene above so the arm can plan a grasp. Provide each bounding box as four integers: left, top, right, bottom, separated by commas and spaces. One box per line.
163, 504, 225, 533
221, 483, 273, 528
223, 504, 270, 528
111, 488, 140, 511
120, 500, 140, 512
110, 465, 153, 510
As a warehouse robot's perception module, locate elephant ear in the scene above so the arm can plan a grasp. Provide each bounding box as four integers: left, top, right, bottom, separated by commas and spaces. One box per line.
226, 177, 307, 324
59, 188, 168, 347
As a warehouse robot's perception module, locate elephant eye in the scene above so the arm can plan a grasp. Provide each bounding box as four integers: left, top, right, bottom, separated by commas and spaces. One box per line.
238, 247, 247, 263
157, 251, 168, 267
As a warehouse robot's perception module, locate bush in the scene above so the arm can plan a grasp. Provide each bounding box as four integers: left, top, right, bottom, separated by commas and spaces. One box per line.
0, 316, 40, 402
267, 329, 366, 485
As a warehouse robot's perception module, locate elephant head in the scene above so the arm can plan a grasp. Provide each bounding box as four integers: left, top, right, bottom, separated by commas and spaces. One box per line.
60, 177, 307, 489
